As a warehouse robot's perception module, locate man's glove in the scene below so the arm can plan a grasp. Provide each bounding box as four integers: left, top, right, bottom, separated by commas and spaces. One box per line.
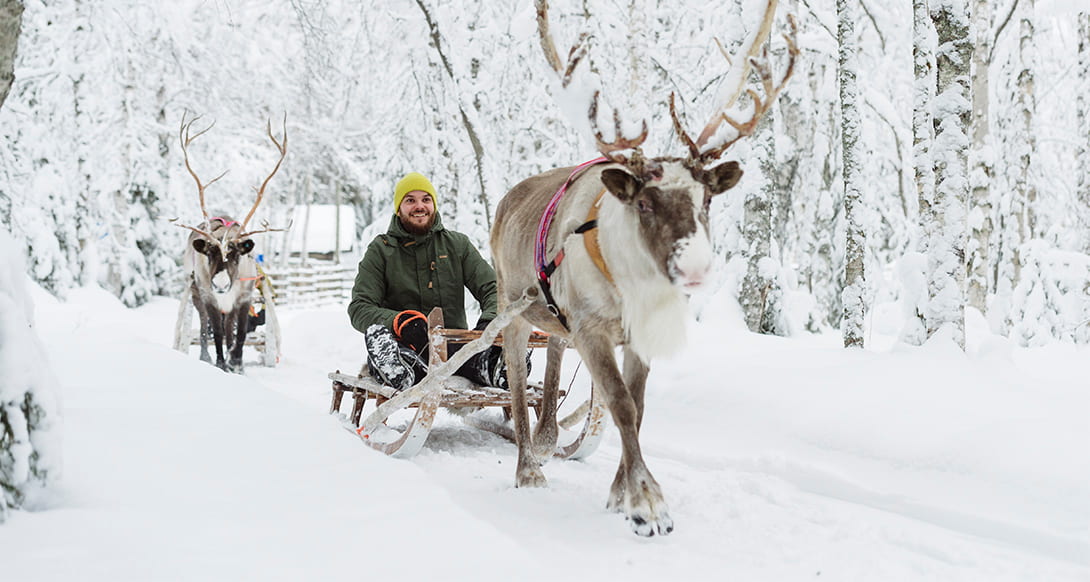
393, 310, 428, 353
474, 318, 492, 331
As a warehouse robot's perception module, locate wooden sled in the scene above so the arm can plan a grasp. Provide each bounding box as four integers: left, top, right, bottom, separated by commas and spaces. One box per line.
172, 273, 282, 367
329, 290, 607, 460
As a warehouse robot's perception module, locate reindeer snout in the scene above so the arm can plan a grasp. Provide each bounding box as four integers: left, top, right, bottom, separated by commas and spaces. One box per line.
670, 235, 713, 293
211, 270, 233, 294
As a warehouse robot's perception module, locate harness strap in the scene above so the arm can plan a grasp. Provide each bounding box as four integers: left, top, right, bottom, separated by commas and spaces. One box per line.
580, 189, 614, 284
535, 157, 609, 330
209, 216, 239, 228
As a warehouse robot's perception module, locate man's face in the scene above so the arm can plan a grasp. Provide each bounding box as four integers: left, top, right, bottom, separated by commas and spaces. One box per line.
398, 190, 436, 234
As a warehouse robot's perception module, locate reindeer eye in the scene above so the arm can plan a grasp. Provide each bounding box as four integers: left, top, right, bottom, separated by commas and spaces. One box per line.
637, 198, 653, 214
703, 196, 711, 213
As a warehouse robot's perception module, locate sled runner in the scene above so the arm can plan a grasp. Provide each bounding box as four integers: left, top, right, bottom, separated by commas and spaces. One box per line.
172, 273, 282, 367
328, 288, 606, 459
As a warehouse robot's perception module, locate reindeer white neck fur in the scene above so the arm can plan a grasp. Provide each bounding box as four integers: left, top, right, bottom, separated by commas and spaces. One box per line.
592, 163, 710, 362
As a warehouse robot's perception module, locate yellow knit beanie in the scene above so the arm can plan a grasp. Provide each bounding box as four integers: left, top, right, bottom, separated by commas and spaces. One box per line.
393, 172, 437, 215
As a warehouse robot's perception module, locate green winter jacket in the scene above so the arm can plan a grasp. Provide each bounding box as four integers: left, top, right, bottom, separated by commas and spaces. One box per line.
348, 213, 498, 333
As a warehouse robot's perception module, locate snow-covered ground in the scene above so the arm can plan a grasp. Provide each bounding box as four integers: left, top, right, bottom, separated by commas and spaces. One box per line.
2, 282, 1088, 581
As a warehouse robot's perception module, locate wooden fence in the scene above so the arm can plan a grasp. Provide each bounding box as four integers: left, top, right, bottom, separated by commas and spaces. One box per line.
263, 261, 355, 307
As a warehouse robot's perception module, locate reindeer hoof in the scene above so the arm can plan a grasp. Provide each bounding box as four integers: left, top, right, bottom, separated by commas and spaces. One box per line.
515, 466, 547, 488
629, 512, 674, 537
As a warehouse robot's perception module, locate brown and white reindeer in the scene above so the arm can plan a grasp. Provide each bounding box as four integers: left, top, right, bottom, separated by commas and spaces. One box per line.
176, 113, 287, 373
490, 0, 797, 536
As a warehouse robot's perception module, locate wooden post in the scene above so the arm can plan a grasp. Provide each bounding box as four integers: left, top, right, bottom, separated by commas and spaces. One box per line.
301, 175, 312, 267
334, 178, 342, 265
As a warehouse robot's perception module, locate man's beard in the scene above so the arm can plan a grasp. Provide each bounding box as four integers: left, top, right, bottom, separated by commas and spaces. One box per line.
400, 213, 436, 235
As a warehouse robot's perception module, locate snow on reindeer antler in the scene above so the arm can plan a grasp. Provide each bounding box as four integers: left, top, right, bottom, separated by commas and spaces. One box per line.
670, 3, 799, 167
535, 0, 798, 172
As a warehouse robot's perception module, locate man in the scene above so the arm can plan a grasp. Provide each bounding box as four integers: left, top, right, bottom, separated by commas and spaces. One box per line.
348, 172, 508, 390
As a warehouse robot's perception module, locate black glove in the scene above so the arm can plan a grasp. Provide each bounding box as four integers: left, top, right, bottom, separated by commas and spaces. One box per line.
393, 310, 428, 353
474, 318, 492, 331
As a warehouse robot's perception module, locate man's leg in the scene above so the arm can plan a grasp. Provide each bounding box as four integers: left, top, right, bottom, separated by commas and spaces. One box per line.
452, 345, 530, 389
365, 324, 427, 390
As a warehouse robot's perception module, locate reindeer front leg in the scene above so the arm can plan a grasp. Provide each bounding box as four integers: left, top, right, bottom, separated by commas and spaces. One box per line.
227, 302, 249, 373
191, 292, 214, 364
207, 309, 228, 371
578, 333, 672, 537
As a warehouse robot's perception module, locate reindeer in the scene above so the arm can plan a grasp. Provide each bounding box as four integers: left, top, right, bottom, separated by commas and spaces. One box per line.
176, 113, 287, 373
490, 0, 797, 536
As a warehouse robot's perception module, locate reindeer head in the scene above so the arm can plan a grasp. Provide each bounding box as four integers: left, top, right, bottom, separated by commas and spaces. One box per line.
536, 0, 797, 290
175, 112, 288, 295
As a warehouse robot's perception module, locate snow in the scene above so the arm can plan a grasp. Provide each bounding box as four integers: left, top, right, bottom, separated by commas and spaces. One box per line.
1, 264, 1087, 580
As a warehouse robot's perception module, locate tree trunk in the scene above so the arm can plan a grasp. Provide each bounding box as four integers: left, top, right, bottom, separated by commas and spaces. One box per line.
414, 0, 492, 231
740, 125, 778, 335
1010, 0, 1036, 285
0, 0, 20, 110
967, 0, 993, 314
839, 0, 865, 348
1078, 12, 1089, 255
904, 0, 935, 346
927, 0, 971, 349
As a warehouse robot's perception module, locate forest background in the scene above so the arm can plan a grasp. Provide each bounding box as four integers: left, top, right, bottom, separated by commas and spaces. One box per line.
1, 0, 1088, 347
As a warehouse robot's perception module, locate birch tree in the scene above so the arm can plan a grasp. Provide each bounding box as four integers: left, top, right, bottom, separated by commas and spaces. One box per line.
1078, 12, 1090, 255
838, 0, 865, 347
966, 0, 993, 313
904, 0, 936, 346
926, 0, 970, 349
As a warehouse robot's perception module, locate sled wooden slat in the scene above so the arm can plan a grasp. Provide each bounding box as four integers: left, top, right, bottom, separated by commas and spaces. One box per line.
328, 288, 605, 459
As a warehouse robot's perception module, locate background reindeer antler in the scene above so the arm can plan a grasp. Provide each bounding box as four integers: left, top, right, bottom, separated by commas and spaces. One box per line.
240, 114, 288, 233
176, 111, 228, 239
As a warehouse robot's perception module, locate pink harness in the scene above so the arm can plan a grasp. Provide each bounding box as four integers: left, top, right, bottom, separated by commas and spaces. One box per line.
533, 157, 609, 329
209, 216, 239, 228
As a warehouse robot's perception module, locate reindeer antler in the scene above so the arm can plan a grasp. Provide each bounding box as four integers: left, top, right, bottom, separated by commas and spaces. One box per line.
535, 0, 648, 168
240, 114, 288, 232
179, 111, 228, 235
673, 5, 798, 166
237, 218, 293, 240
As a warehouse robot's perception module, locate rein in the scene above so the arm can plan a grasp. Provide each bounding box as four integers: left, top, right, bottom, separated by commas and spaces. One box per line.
535, 157, 609, 329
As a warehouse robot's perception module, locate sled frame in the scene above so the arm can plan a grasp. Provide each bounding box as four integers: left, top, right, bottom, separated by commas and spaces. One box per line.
329, 289, 606, 460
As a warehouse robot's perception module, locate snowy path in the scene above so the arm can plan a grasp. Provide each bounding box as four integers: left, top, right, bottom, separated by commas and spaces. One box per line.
3, 287, 1087, 581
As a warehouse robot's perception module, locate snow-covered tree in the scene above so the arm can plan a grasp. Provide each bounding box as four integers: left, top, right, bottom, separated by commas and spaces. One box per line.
0, 5, 61, 519
966, 0, 993, 314
923, 0, 970, 349
838, 0, 864, 348
1078, 11, 1089, 256
904, 0, 936, 346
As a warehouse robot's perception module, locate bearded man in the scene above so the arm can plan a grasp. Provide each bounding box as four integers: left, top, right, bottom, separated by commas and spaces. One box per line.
348, 172, 510, 390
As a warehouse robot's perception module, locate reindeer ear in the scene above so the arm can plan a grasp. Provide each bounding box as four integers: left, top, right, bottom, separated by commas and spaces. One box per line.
701, 161, 743, 195
192, 238, 209, 254
601, 168, 642, 203
238, 239, 255, 255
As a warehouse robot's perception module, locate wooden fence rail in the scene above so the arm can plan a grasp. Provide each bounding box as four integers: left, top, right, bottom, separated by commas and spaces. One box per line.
263, 262, 355, 307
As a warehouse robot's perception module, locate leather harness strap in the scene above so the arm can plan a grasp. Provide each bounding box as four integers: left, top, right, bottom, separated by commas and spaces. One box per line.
580, 189, 614, 284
